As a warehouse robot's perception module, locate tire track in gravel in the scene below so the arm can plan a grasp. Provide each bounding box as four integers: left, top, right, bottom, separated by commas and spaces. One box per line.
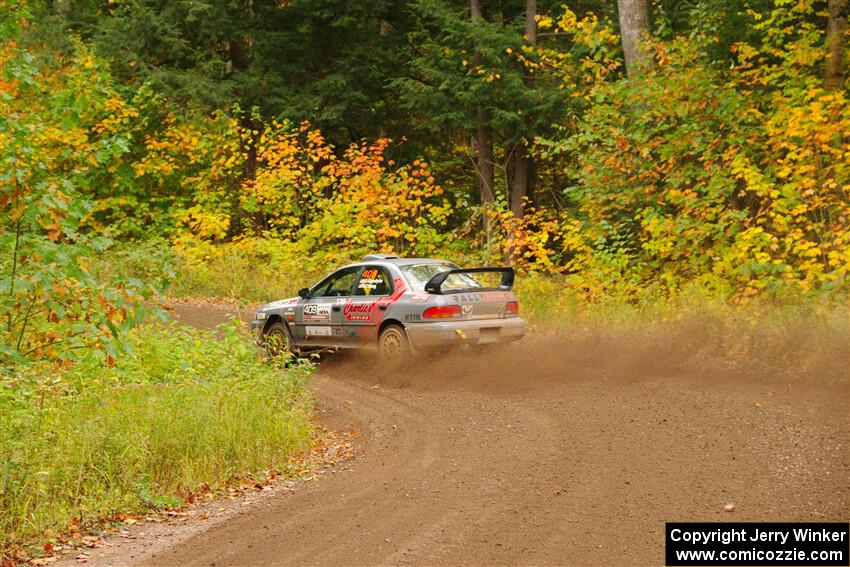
79, 303, 848, 566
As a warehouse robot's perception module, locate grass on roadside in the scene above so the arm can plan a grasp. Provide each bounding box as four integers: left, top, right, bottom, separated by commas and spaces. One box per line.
0, 319, 314, 554
90, 239, 849, 333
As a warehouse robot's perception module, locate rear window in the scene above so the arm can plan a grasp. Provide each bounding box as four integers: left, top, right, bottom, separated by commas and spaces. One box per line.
401, 263, 483, 292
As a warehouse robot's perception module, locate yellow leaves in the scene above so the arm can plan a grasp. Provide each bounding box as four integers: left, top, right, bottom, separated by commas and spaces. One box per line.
535, 15, 553, 30
534, 7, 619, 95
183, 205, 231, 241
555, 8, 579, 31
168, 118, 451, 255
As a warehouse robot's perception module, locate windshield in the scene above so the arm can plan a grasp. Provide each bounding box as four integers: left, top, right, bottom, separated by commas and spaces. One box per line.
401, 263, 483, 292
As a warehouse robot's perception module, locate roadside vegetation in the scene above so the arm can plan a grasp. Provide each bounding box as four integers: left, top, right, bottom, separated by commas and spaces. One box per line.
1, 322, 313, 552
1, 0, 848, 559
0, 5, 314, 557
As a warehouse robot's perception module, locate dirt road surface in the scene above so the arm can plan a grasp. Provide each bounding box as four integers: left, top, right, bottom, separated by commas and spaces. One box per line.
86, 304, 849, 566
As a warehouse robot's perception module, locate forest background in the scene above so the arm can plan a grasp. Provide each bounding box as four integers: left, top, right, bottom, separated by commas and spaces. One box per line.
1, 0, 848, 558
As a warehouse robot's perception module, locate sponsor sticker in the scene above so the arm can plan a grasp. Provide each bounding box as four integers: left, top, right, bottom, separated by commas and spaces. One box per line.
304, 304, 331, 321
265, 297, 299, 309
343, 277, 407, 322
357, 268, 386, 295
305, 326, 333, 337
343, 301, 374, 321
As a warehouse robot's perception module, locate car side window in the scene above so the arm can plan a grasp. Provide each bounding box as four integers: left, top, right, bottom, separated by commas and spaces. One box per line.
312, 267, 360, 297
355, 266, 392, 296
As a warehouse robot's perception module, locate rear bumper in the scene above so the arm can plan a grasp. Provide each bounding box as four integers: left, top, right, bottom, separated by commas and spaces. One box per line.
405, 317, 526, 348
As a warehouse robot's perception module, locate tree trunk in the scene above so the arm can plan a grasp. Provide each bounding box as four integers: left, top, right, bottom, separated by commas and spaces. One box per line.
507, 0, 537, 219
825, 0, 848, 90
510, 144, 529, 217
617, 0, 650, 76
524, 0, 537, 43
476, 108, 496, 211
378, 19, 391, 138
470, 0, 495, 231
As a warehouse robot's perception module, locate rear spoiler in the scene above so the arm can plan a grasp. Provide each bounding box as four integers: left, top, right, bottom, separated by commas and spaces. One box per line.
424, 267, 515, 294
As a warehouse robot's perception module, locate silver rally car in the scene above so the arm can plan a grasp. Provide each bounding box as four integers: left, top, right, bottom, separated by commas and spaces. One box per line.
250, 254, 526, 361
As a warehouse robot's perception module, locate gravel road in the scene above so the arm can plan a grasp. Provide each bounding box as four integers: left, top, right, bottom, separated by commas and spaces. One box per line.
75, 304, 849, 566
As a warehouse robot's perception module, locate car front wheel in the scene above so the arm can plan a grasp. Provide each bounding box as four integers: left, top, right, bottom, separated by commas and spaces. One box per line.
263, 322, 296, 359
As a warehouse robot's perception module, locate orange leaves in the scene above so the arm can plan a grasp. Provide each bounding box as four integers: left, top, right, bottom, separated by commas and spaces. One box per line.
203, 120, 453, 256
497, 206, 562, 272
45, 224, 61, 242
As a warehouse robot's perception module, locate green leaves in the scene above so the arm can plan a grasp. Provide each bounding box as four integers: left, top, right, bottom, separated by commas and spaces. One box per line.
0, 23, 154, 370
0, 319, 314, 551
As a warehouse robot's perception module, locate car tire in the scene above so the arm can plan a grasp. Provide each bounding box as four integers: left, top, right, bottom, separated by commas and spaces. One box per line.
378, 324, 410, 364
263, 322, 296, 360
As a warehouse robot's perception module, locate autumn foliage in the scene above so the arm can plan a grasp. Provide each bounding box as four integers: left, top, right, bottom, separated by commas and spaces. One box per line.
2, 1, 848, 371
1, 0, 848, 556
530, 3, 850, 302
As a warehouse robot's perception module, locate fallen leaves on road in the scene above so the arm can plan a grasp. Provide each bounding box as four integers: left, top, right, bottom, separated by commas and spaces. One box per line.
80, 536, 104, 549
4, 424, 357, 567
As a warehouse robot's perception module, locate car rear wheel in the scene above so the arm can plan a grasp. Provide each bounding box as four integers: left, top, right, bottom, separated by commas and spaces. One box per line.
263, 322, 296, 360
378, 324, 409, 364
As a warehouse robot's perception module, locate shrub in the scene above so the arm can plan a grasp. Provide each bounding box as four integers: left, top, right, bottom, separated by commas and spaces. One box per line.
0, 320, 314, 550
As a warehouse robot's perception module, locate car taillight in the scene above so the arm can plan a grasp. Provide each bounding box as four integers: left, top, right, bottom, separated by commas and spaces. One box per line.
422, 305, 462, 319
505, 301, 519, 315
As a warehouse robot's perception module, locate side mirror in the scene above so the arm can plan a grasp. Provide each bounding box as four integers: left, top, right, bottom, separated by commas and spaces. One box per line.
298, 287, 311, 299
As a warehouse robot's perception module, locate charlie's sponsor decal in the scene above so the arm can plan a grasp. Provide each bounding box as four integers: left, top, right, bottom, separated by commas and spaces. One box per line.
344, 277, 407, 322
304, 304, 331, 321
343, 301, 374, 321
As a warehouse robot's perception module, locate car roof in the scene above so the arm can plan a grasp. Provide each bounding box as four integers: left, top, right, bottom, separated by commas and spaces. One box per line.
341, 257, 456, 269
